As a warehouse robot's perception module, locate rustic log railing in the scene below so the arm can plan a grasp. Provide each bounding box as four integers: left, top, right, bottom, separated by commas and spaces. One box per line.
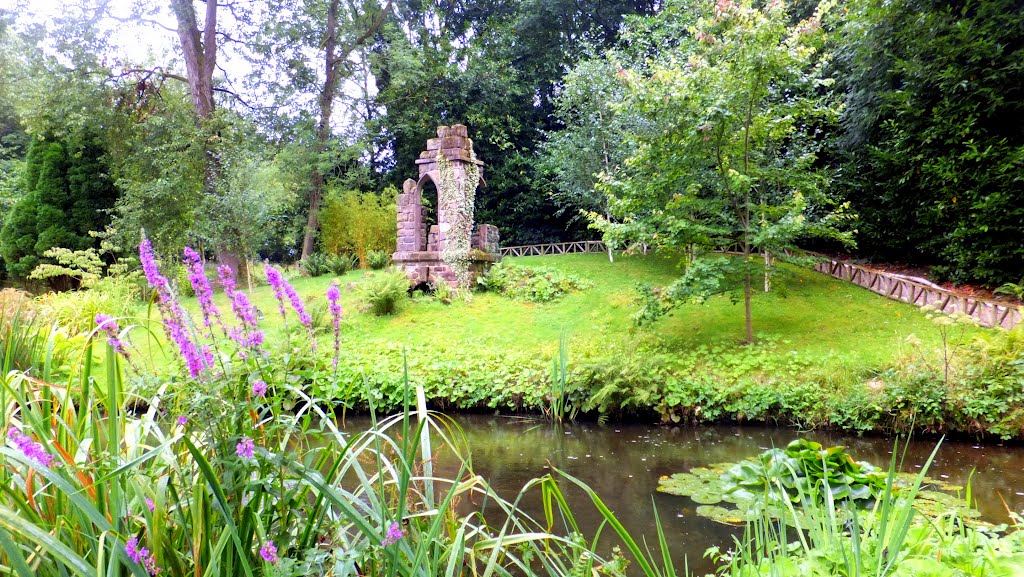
498, 241, 607, 257
814, 260, 1021, 329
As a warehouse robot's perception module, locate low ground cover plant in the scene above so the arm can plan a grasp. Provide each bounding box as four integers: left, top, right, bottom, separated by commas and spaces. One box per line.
477, 261, 592, 302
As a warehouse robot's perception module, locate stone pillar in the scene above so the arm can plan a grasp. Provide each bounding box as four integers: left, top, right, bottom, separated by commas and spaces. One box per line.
394, 124, 501, 288
396, 178, 423, 253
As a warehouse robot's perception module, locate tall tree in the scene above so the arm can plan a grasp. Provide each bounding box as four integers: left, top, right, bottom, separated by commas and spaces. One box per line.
592, 0, 851, 343
833, 0, 1024, 286
301, 0, 392, 259
0, 132, 119, 282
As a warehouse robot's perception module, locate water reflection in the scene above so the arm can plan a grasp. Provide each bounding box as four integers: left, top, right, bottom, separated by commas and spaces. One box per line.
344, 415, 1024, 574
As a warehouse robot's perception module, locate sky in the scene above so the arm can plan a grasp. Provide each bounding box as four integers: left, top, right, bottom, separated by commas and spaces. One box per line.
1, 0, 179, 65
0, 0, 381, 139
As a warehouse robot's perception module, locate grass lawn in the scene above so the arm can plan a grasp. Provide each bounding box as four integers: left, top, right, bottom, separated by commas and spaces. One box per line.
118, 251, 1016, 431
138, 252, 977, 381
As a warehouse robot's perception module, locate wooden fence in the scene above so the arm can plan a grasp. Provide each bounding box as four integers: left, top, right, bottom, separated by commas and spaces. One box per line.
814, 260, 1021, 329
497, 242, 1021, 329
498, 241, 607, 257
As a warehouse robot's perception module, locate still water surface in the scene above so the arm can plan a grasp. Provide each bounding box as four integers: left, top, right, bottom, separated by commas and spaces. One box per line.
346, 415, 1024, 574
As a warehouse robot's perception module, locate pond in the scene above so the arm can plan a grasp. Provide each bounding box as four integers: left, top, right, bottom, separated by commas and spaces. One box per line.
347, 414, 1024, 574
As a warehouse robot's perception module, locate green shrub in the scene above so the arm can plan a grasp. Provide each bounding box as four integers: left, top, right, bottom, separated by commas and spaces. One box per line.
366, 250, 391, 270
327, 252, 358, 275
35, 276, 142, 333
360, 271, 408, 316
319, 187, 396, 266
300, 253, 330, 277
432, 279, 454, 304
168, 262, 196, 297
304, 294, 331, 332
477, 262, 592, 302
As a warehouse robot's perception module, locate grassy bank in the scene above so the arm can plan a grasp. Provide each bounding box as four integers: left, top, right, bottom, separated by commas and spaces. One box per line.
132, 252, 1024, 438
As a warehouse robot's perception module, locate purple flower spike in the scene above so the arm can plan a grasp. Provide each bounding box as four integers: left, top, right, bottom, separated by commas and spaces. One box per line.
263, 264, 289, 320
177, 416, 188, 426
95, 313, 129, 356
7, 428, 55, 468
327, 283, 343, 368
125, 537, 161, 575
125, 537, 143, 563
252, 380, 267, 398
139, 238, 169, 294
138, 236, 209, 378
259, 542, 279, 564
145, 498, 155, 512
236, 437, 255, 460
264, 263, 312, 327
183, 247, 222, 332
220, 265, 264, 352
382, 521, 404, 547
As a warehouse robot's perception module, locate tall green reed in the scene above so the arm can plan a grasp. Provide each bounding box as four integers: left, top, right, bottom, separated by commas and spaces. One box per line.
0, 306, 621, 577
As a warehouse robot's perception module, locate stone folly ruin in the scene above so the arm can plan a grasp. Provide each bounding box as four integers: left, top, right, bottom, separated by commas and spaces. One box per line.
393, 125, 500, 287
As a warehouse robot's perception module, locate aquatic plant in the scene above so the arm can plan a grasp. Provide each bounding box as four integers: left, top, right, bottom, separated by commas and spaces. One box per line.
658, 439, 978, 525
708, 441, 1024, 577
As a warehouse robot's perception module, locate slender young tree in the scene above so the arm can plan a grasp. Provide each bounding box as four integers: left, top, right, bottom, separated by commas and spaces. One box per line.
593, 0, 851, 343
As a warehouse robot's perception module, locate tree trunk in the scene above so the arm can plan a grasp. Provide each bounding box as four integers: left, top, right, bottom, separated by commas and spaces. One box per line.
170, 0, 216, 121
169, 0, 249, 273
301, 0, 339, 261
301, 0, 393, 260
744, 270, 753, 344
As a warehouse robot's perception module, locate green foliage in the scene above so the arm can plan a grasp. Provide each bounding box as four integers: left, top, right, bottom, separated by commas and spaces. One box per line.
541, 56, 634, 229
994, 279, 1024, 301
34, 276, 142, 334
300, 252, 330, 277
477, 262, 592, 302
360, 270, 408, 316
706, 441, 1024, 577
319, 188, 396, 267
588, 0, 852, 341
430, 278, 455, 305
327, 252, 358, 275
721, 439, 887, 506
366, 250, 391, 270
0, 133, 118, 280
660, 440, 978, 529
546, 334, 579, 423
835, 0, 1024, 286
0, 342, 615, 577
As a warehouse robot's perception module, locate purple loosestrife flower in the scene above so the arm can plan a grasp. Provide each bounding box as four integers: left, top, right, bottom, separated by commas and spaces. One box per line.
252, 380, 267, 398
263, 263, 289, 319
95, 314, 129, 356
125, 537, 144, 563
183, 247, 222, 333
236, 437, 255, 459
259, 542, 279, 564
139, 237, 208, 378
146, 498, 155, 512
264, 263, 312, 326
7, 428, 55, 468
327, 283, 343, 368
219, 265, 264, 352
139, 238, 170, 294
177, 416, 188, 426
382, 522, 404, 547
125, 537, 161, 575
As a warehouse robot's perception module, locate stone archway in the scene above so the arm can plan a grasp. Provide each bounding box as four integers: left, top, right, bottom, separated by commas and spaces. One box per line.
393, 125, 500, 287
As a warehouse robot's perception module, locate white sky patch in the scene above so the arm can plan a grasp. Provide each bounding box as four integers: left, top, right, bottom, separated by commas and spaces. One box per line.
1, 0, 383, 144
